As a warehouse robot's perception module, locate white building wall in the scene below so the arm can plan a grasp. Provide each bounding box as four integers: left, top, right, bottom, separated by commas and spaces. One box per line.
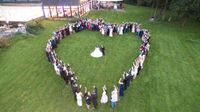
0, 4, 43, 22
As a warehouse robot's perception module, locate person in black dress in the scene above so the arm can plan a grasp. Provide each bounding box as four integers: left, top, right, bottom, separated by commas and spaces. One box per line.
71, 83, 78, 101
122, 73, 128, 90
84, 87, 91, 109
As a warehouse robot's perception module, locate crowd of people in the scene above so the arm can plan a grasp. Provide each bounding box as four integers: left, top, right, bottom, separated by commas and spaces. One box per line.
45, 18, 151, 109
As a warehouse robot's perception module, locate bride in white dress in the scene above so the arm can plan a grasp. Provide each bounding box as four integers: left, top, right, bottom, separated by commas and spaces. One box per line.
90, 46, 103, 58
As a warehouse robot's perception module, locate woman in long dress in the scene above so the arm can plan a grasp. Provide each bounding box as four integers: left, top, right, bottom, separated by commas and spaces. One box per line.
119, 25, 123, 35
109, 26, 113, 37
69, 24, 73, 34
132, 23, 136, 33
100, 85, 108, 104
84, 87, 91, 109
76, 91, 83, 107
101, 25, 105, 36
139, 54, 145, 69
131, 64, 138, 79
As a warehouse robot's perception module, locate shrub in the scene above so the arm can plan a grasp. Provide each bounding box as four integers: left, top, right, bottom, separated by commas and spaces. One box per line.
68, 18, 80, 23
26, 19, 44, 34
0, 38, 10, 48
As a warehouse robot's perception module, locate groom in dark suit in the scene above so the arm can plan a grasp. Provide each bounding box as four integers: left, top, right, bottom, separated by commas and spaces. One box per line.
100, 45, 105, 56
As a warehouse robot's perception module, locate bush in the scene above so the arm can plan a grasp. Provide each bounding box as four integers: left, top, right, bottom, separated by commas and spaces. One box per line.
68, 18, 80, 23
124, 0, 137, 5
26, 19, 44, 34
0, 38, 10, 48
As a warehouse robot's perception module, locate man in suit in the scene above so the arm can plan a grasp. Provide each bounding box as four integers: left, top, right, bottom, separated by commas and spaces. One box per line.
100, 45, 105, 56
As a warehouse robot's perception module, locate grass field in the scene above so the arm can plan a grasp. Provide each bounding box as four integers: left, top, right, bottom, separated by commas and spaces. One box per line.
0, 5, 200, 112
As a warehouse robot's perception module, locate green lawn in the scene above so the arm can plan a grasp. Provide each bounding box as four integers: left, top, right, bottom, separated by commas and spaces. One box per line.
0, 5, 200, 112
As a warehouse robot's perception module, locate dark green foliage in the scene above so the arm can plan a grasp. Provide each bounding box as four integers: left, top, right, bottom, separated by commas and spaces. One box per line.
124, 0, 153, 6
137, 0, 153, 6
124, 0, 137, 5
125, 0, 200, 23
170, 0, 200, 22
26, 19, 44, 34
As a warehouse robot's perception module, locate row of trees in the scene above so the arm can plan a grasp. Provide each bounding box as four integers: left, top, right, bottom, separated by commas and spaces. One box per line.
124, 0, 200, 25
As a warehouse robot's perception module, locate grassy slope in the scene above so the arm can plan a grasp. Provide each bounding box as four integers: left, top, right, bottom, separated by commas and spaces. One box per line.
0, 5, 200, 112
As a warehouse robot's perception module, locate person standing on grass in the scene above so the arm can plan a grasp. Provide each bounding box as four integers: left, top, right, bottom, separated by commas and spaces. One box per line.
100, 45, 105, 56
131, 63, 138, 79
53, 62, 60, 76
45, 45, 51, 62
109, 26, 113, 37
125, 72, 131, 88
91, 86, 98, 109
110, 85, 118, 108
107, 25, 110, 36
119, 25, 123, 35
100, 85, 108, 104
101, 25, 105, 36
76, 90, 83, 107
118, 78, 124, 96
86, 92, 92, 109
71, 83, 78, 101
62, 64, 69, 85
69, 23, 73, 34
84, 87, 92, 109
122, 72, 128, 90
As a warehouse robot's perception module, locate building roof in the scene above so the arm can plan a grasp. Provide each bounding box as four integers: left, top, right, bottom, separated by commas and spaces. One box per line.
0, 0, 41, 3
97, 0, 123, 1
42, 0, 80, 6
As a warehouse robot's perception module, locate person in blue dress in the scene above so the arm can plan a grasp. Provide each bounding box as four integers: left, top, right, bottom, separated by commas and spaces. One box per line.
118, 78, 124, 96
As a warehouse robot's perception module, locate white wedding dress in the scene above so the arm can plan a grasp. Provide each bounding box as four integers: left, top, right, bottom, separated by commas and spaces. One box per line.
90, 47, 103, 58
100, 90, 108, 104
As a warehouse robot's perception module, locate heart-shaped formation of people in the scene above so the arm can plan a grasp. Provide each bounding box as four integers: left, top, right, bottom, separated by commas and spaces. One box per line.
45, 18, 151, 109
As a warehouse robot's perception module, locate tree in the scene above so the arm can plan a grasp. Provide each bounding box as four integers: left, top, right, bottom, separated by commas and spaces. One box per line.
151, 0, 171, 18
125, 0, 200, 23
124, 0, 137, 5
170, 0, 200, 25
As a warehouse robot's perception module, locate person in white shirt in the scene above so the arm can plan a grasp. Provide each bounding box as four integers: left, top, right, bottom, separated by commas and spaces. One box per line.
69, 24, 73, 34
53, 62, 60, 76
131, 63, 138, 79
138, 54, 145, 69
110, 85, 118, 108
